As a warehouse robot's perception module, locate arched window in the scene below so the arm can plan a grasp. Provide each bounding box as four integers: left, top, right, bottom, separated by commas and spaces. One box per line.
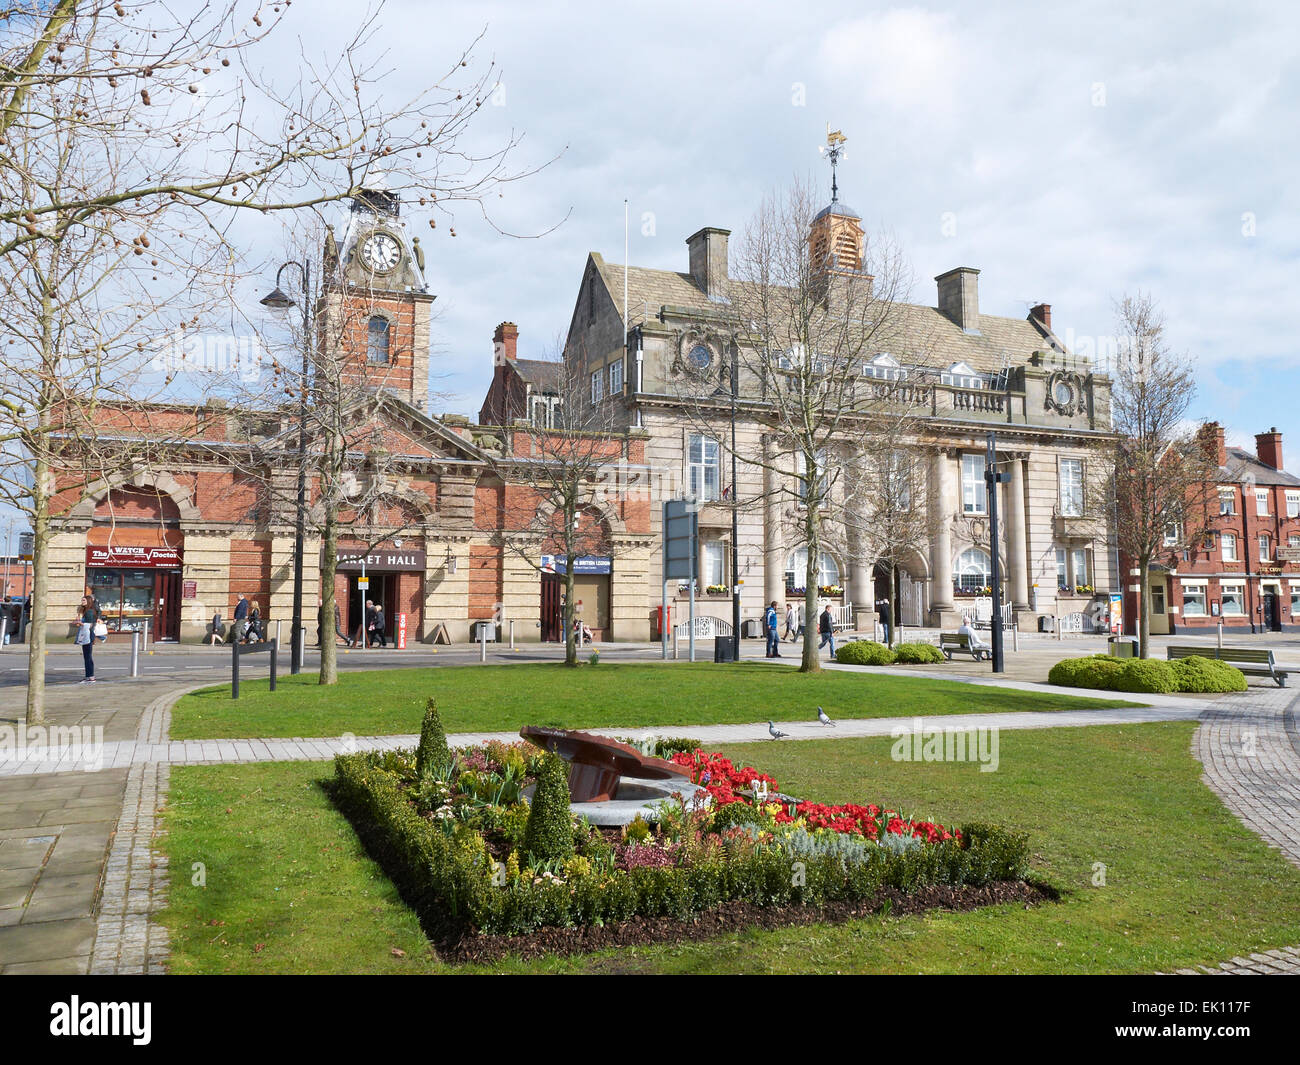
367, 316, 391, 364
955, 547, 992, 592
784, 548, 840, 590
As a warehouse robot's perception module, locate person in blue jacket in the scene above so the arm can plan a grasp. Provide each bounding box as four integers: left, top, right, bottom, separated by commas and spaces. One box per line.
765, 600, 782, 658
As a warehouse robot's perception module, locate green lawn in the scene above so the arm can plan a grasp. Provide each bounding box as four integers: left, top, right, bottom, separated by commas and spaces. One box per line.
155, 721, 1300, 974
170, 662, 1139, 740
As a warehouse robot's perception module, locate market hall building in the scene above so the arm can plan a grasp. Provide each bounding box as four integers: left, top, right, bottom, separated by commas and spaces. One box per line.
44, 184, 654, 645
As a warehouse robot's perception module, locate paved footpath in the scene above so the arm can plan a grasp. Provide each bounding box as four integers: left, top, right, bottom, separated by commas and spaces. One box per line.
3, 661, 1299, 974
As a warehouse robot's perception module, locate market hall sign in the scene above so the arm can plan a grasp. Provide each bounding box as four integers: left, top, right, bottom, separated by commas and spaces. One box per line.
330, 549, 427, 572
86, 545, 183, 568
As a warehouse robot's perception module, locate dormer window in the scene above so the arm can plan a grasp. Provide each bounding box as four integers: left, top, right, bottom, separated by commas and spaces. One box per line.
863, 352, 906, 382
367, 316, 391, 364
941, 361, 984, 389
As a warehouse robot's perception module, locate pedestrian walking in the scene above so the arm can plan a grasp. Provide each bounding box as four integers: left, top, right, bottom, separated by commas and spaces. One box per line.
371, 602, 388, 648
363, 599, 376, 648
334, 602, 353, 647
783, 602, 797, 642
229, 593, 249, 644
75, 594, 100, 682
765, 600, 782, 658
876, 597, 892, 645
818, 603, 836, 659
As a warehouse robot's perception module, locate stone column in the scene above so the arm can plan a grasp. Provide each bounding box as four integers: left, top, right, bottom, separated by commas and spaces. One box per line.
762, 435, 785, 605
928, 450, 954, 621
1006, 455, 1030, 611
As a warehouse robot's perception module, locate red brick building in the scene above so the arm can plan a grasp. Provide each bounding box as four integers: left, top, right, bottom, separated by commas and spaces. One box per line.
1124, 423, 1300, 635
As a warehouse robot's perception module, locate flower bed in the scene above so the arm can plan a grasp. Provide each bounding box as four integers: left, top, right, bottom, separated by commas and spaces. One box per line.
330, 706, 1032, 956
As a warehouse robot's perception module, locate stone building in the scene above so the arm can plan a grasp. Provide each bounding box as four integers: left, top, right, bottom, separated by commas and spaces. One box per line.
1123, 423, 1300, 634
561, 186, 1120, 633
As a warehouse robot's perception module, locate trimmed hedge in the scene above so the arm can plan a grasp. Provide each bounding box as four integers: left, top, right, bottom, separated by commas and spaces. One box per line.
835, 640, 895, 666
893, 641, 945, 664
1170, 655, 1248, 693
331, 750, 1032, 939
1049, 653, 1245, 694
415, 699, 451, 780
523, 753, 574, 863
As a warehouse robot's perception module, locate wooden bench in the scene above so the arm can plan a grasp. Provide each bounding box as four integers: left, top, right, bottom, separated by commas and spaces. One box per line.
1166, 645, 1288, 687
940, 632, 990, 662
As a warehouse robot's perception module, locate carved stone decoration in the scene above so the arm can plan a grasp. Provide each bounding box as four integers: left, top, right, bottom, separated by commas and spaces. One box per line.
1045, 370, 1087, 416
671, 328, 721, 380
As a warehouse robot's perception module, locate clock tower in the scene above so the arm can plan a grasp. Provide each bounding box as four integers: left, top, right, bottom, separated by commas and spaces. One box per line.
325, 175, 434, 410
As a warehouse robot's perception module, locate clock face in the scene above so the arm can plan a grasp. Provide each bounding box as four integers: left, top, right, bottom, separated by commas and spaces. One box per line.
687, 343, 712, 370
360, 231, 401, 273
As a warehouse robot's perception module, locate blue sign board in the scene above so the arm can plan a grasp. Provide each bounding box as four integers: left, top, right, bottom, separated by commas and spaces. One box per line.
540, 554, 612, 575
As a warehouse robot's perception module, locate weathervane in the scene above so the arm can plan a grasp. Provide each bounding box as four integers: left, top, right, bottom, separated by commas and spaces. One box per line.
818, 125, 847, 204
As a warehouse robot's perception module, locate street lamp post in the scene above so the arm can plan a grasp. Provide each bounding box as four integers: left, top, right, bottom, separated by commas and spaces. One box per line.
730, 339, 741, 661
260, 261, 312, 675
985, 431, 1010, 674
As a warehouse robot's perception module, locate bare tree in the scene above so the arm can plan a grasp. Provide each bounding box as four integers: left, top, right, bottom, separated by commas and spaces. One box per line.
673, 177, 927, 672
480, 342, 626, 667
1110, 292, 1216, 658
3, 4, 546, 720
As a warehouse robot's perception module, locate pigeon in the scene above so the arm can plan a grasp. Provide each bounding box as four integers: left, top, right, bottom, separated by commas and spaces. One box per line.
817, 706, 835, 727
768, 721, 789, 740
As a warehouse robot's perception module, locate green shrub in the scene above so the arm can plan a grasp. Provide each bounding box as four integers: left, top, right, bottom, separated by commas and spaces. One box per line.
893, 641, 945, 664
1048, 654, 1125, 690
711, 800, 762, 834
835, 640, 895, 666
1171, 655, 1248, 693
414, 698, 451, 780
1113, 658, 1179, 693
523, 753, 574, 863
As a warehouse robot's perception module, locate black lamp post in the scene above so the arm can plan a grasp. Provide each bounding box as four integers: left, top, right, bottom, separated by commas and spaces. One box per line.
730, 339, 741, 661
260, 260, 312, 675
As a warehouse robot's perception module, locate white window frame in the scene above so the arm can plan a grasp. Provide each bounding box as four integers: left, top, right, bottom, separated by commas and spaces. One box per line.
1289, 534, 1300, 548
961, 454, 987, 515
1070, 547, 1090, 589
864, 352, 906, 382
942, 361, 985, 389
1256, 489, 1269, 517
687, 434, 720, 503
1059, 458, 1084, 517
1259, 533, 1271, 562
1218, 487, 1236, 515
955, 547, 992, 592
702, 541, 726, 588
1287, 491, 1300, 519
1055, 547, 1068, 590
608, 358, 624, 396
1181, 581, 1208, 617
784, 548, 840, 590
590, 370, 603, 404
1220, 581, 1246, 616
1163, 521, 1182, 547
1221, 532, 1237, 562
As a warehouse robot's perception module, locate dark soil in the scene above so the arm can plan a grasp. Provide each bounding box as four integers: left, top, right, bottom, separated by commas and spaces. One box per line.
437, 879, 1058, 965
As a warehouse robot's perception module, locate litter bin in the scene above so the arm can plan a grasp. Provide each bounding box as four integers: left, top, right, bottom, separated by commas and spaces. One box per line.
471, 620, 498, 642
1108, 637, 1137, 658
713, 636, 737, 662
1038, 615, 1055, 633
741, 618, 762, 639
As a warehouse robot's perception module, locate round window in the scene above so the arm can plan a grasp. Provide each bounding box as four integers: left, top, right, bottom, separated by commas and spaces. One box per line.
687, 343, 712, 370
1053, 379, 1075, 407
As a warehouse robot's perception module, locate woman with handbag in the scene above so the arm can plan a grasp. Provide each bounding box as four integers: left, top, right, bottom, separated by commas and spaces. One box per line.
76, 595, 101, 683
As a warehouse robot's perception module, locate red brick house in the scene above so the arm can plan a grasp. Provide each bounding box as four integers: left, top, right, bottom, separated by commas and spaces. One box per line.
1124, 423, 1300, 635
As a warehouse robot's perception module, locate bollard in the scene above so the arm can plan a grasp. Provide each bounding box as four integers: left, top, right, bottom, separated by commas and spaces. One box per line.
297, 625, 306, 666
509, 619, 515, 651
673, 625, 679, 660
0, 614, 7, 647
129, 630, 140, 677
479, 623, 487, 663
1217, 620, 1223, 651
276, 619, 283, 647
143, 618, 151, 654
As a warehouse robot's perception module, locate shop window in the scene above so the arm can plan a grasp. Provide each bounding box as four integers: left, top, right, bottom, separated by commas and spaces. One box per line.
1220, 583, 1245, 615
1182, 585, 1208, 616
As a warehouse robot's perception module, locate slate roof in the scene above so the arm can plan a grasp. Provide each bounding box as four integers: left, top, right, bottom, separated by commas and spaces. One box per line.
1221, 447, 1300, 488
512, 357, 565, 393
592, 255, 1062, 374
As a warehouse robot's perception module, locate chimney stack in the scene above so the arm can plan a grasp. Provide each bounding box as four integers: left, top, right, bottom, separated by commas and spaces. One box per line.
493, 321, 518, 365
1199, 421, 1227, 469
936, 267, 981, 333
686, 227, 730, 302
1029, 303, 1052, 331
1255, 427, 1283, 471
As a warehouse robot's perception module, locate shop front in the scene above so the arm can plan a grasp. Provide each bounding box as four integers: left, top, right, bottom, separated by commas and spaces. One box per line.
540, 554, 612, 642
331, 542, 426, 646
85, 541, 184, 641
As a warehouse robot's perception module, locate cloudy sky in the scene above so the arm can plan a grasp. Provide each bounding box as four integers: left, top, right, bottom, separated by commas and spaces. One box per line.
314, 0, 1295, 464
3, 0, 1297, 545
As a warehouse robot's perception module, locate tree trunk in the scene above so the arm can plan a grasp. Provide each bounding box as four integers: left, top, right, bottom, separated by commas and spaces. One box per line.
318, 428, 340, 686
890, 562, 900, 649
1138, 558, 1150, 660
24, 444, 50, 726
564, 555, 577, 667
801, 505, 821, 673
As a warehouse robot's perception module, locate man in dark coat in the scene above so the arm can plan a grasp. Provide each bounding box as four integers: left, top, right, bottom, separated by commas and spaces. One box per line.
876, 597, 892, 645
818, 604, 836, 659
228, 594, 249, 644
